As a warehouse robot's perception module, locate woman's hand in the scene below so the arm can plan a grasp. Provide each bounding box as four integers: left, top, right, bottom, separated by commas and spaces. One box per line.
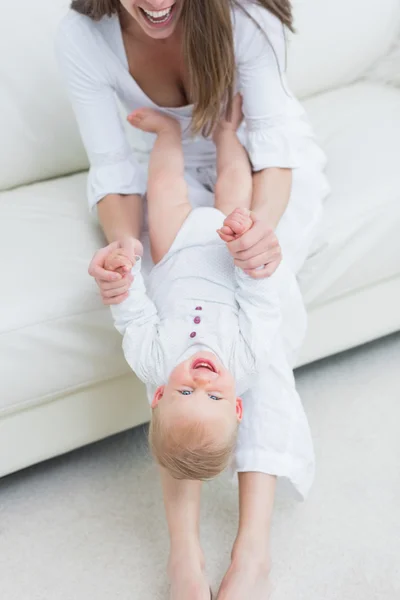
226, 212, 282, 278
88, 237, 143, 305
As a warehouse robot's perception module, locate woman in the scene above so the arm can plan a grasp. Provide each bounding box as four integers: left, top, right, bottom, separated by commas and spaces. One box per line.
56, 1, 329, 598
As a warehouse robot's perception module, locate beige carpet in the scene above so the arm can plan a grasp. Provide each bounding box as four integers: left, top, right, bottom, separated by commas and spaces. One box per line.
1, 333, 399, 600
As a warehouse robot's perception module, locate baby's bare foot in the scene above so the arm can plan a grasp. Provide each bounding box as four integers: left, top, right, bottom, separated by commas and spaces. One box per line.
218, 207, 253, 242
128, 107, 180, 135
217, 554, 271, 600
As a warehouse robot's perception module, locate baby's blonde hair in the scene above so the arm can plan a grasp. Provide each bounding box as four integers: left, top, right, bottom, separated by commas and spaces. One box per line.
149, 406, 238, 480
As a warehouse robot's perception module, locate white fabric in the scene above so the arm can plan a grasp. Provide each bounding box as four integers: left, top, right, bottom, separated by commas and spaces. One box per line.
2, 82, 399, 416
300, 83, 400, 305
55, 4, 321, 210
112, 187, 319, 498
1, 332, 400, 600
299, 277, 400, 367
3, 80, 400, 493
111, 207, 284, 394
366, 21, 400, 88
1, 0, 399, 191
0, 0, 89, 191
287, 0, 400, 98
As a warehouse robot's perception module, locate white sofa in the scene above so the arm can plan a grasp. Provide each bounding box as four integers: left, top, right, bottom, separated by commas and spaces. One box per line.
1, 0, 400, 477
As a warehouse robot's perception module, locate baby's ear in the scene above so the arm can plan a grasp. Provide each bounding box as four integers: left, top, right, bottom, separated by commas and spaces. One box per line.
236, 398, 243, 422
151, 386, 165, 408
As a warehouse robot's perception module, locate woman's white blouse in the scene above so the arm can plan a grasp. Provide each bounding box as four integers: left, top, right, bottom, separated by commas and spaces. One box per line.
55, 1, 314, 210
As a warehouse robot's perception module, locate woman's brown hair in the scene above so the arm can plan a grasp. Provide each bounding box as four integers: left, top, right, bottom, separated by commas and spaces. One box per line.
70, 0, 293, 134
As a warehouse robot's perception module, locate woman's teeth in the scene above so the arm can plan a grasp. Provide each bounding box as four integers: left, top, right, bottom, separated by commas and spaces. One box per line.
141, 6, 173, 23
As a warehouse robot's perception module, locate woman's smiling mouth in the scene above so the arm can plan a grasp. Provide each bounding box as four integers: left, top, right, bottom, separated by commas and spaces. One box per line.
139, 4, 176, 26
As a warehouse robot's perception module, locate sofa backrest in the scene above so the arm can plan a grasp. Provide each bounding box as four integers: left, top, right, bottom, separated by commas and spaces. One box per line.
287, 0, 400, 98
1, 0, 399, 192
1, 0, 88, 193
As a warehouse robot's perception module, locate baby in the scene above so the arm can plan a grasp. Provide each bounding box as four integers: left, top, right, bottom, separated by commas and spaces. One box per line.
107, 97, 282, 480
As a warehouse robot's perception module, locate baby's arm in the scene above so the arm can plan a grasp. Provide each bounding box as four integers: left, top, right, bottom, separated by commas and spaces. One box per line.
233, 266, 282, 375
111, 258, 164, 386
213, 94, 253, 218
224, 211, 282, 370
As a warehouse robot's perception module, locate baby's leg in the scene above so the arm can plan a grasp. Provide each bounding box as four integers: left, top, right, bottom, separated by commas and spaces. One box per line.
129, 109, 191, 264
213, 95, 253, 219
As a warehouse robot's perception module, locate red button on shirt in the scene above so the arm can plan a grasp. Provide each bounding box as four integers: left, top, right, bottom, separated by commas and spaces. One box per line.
194, 316, 201, 324
195, 306, 202, 311
190, 332, 197, 339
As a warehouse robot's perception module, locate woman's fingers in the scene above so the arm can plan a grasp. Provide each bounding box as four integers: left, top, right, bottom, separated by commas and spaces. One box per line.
217, 229, 235, 243
101, 279, 132, 299
101, 274, 133, 291
227, 220, 269, 255
245, 258, 282, 279
88, 242, 123, 281
90, 265, 122, 282
232, 236, 279, 263
102, 292, 130, 306
234, 248, 281, 272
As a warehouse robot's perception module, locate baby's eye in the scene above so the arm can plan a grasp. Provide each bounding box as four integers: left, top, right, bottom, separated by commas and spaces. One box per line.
180, 390, 192, 396
209, 394, 222, 401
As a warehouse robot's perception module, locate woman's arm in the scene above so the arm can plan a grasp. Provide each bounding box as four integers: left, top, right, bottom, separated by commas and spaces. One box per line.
231, 4, 300, 276
56, 15, 146, 301
251, 168, 292, 229
88, 193, 144, 305
97, 193, 142, 243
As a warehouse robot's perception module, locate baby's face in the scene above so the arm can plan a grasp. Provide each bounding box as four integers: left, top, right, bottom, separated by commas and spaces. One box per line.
152, 351, 242, 425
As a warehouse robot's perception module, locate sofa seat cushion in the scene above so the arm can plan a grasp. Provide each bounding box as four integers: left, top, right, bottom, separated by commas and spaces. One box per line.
0, 174, 127, 413
1, 82, 400, 412
300, 83, 400, 306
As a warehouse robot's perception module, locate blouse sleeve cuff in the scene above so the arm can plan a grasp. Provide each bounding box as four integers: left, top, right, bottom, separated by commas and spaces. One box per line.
234, 265, 278, 296
247, 126, 300, 171
87, 153, 147, 211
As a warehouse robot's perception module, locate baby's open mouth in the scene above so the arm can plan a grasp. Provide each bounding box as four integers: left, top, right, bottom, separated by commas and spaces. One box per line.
191, 359, 217, 373
139, 4, 176, 25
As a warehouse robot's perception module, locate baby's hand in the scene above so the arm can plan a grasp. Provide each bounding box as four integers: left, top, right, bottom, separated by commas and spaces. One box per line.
217, 208, 253, 243
104, 249, 135, 276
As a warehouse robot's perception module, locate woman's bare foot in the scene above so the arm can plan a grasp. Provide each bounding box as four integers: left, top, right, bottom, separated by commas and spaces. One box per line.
168, 546, 211, 600
128, 107, 180, 136
217, 545, 271, 600
217, 207, 253, 243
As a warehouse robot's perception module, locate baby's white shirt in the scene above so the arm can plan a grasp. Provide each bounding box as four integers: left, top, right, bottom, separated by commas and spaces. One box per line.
111, 208, 282, 396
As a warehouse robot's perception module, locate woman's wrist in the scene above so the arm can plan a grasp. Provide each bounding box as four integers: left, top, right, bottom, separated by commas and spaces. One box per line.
97, 193, 143, 243
252, 202, 284, 232
251, 168, 292, 230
